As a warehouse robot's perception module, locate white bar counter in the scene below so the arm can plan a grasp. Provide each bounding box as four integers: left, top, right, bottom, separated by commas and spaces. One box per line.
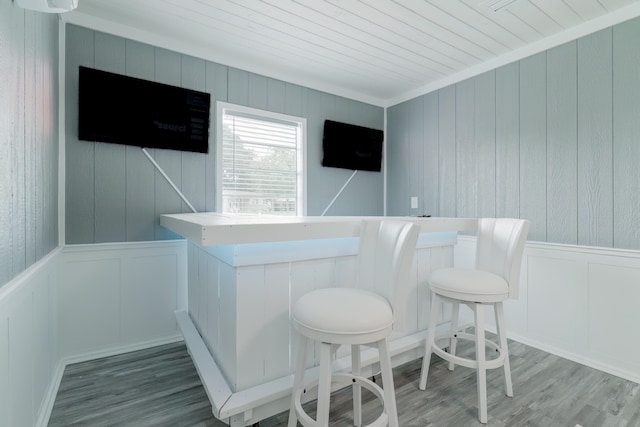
160, 212, 477, 245
160, 213, 476, 426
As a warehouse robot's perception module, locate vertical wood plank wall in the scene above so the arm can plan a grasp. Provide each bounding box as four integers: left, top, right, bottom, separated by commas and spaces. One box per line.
64, 24, 385, 245
0, 3, 59, 289
387, 17, 640, 251
613, 19, 640, 250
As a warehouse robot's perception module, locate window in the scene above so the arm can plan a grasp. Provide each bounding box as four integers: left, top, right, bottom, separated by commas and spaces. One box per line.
217, 102, 306, 216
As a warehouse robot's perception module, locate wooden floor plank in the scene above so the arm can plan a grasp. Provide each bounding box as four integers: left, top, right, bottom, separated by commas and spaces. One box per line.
48, 339, 640, 426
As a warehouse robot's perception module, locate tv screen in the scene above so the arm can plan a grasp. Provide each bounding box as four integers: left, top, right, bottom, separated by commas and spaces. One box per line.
322, 120, 383, 172
78, 66, 211, 153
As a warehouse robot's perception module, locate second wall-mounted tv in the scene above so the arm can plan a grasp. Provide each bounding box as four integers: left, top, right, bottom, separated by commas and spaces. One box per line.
322, 120, 383, 172
78, 66, 211, 153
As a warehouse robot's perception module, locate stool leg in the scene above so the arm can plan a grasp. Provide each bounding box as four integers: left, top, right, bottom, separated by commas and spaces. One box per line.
377, 338, 398, 427
316, 342, 333, 426
474, 304, 488, 424
288, 335, 308, 427
419, 291, 439, 390
352, 344, 362, 427
495, 302, 513, 397
449, 302, 459, 371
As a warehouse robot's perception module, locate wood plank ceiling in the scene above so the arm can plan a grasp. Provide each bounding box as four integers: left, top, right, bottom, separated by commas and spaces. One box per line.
64, 0, 640, 105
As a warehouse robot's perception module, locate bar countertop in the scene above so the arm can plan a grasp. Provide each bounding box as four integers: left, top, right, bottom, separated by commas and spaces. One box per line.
160, 212, 477, 246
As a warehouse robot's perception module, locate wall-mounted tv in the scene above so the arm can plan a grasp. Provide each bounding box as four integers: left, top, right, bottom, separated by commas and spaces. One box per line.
78, 66, 211, 153
322, 120, 383, 172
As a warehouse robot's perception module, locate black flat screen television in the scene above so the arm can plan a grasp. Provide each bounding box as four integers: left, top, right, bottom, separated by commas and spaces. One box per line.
78, 66, 211, 153
322, 120, 383, 172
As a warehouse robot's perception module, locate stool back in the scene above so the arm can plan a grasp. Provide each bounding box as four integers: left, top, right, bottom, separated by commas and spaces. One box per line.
475, 218, 530, 299
356, 220, 420, 332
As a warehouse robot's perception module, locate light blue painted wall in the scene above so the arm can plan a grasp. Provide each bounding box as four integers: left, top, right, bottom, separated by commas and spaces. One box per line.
0, 3, 59, 288
387, 17, 640, 251
65, 24, 384, 245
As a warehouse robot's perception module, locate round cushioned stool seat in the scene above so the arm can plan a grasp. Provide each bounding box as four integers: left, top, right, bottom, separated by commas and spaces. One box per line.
293, 288, 393, 345
429, 268, 509, 303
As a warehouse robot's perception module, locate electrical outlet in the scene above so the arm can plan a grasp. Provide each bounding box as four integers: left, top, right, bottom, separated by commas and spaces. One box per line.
411, 196, 418, 209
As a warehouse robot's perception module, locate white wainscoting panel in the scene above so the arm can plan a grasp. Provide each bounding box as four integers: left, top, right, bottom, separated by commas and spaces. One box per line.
59, 257, 122, 356
205, 252, 221, 359
194, 248, 208, 341
219, 259, 238, 387
527, 253, 589, 354
456, 236, 640, 384
32, 274, 56, 419
588, 261, 640, 376
504, 244, 529, 336
0, 314, 8, 427
0, 248, 61, 427
9, 291, 34, 427
236, 265, 271, 390
262, 263, 292, 383
59, 241, 187, 362
122, 253, 181, 343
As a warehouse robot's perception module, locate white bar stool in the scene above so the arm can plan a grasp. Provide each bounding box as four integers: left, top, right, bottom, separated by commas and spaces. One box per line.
419, 218, 530, 424
288, 220, 420, 427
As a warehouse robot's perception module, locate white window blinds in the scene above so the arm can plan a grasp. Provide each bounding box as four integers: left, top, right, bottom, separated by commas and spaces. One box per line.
219, 105, 304, 215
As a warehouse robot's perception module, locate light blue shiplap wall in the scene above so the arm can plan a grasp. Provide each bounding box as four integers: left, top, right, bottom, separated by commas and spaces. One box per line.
387, 17, 640, 250
0, 3, 59, 289
65, 24, 384, 245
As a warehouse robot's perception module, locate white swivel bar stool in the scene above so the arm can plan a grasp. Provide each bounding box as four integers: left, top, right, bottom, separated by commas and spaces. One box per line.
419, 218, 530, 424
288, 220, 420, 427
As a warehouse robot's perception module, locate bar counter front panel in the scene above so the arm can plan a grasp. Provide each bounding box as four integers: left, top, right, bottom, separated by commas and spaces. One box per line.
160, 213, 476, 426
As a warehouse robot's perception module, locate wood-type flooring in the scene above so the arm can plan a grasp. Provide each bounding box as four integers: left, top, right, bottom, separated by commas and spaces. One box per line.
48, 338, 640, 426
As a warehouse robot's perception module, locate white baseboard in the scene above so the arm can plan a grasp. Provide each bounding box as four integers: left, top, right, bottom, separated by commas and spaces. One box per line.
507, 331, 640, 384
35, 361, 66, 427
60, 334, 184, 367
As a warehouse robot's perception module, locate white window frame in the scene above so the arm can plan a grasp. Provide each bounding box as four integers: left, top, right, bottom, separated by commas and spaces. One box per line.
216, 101, 307, 215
